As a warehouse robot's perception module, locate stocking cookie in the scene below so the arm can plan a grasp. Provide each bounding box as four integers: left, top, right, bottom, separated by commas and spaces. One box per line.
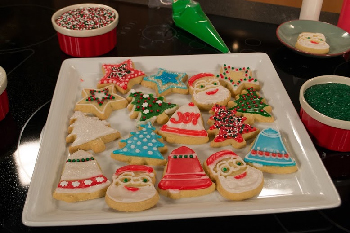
158, 102, 209, 145
188, 73, 231, 110
105, 165, 159, 212
204, 150, 264, 201
53, 150, 111, 202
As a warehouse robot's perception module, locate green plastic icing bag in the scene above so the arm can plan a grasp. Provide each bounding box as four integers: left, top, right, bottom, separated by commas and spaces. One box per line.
172, 0, 230, 53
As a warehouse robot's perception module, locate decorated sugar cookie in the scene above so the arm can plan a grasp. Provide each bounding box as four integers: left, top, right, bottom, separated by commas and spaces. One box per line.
111, 122, 167, 166
157, 146, 215, 199
66, 111, 121, 154
244, 128, 298, 174
204, 150, 264, 201
158, 102, 209, 145
75, 85, 128, 120
188, 73, 231, 110
141, 68, 188, 96
97, 59, 145, 94
127, 89, 178, 126
53, 150, 111, 202
105, 165, 159, 212
207, 105, 259, 149
295, 32, 329, 54
228, 87, 274, 123
218, 64, 260, 96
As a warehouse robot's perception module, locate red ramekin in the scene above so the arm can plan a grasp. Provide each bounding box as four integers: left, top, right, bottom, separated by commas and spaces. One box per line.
51, 4, 119, 57
299, 75, 350, 152
0, 66, 9, 121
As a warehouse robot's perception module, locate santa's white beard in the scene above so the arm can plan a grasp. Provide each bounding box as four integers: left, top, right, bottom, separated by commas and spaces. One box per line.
193, 87, 230, 105
106, 185, 157, 203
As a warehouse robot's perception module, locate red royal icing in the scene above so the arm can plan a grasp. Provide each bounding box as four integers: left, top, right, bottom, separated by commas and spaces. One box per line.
170, 112, 200, 124
124, 186, 139, 192
206, 150, 238, 166
188, 73, 215, 87
206, 88, 219, 95
160, 125, 208, 137
115, 165, 153, 176
234, 171, 247, 179
57, 175, 108, 189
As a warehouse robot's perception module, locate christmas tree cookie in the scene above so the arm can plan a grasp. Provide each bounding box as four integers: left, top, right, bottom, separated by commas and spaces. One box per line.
244, 128, 298, 174
218, 64, 260, 96
228, 87, 274, 123
127, 89, 178, 126
111, 122, 167, 166
203, 150, 264, 201
53, 150, 111, 202
105, 165, 159, 212
66, 111, 121, 154
141, 68, 188, 96
158, 146, 215, 199
97, 59, 145, 94
207, 105, 259, 149
158, 102, 209, 145
75, 85, 128, 120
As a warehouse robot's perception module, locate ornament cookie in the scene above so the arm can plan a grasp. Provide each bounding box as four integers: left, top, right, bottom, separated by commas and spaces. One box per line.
75, 85, 128, 120
158, 146, 215, 199
228, 87, 274, 123
207, 105, 259, 149
127, 89, 178, 126
105, 165, 159, 212
53, 150, 111, 202
188, 73, 231, 110
111, 122, 167, 166
158, 102, 209, 145
141, 68, 188, 96
295, 32, 329, 54
218, 64, 259, 96
244, 128, 298, 174
204, 150, 264, 201
97, 59, 145, 94
66, 111, 121, 154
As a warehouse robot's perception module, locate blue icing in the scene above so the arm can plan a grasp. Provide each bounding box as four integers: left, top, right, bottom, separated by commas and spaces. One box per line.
144, 68, 187, 93
112, 122, 165, 160
244, 128, 296, 167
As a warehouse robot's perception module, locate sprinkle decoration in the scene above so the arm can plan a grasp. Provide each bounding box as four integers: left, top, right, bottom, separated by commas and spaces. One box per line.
86, 88, 115, 106
55, 7, 116, 30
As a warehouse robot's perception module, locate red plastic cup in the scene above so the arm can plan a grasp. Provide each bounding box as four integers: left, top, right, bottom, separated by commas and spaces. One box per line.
51, 4, 119, 57
299, 75, 350, 152
0, 67, 9, 121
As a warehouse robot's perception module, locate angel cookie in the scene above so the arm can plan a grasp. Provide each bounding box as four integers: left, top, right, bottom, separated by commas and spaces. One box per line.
105, 165, 159, 212
158, 102, 209, 145
75, 85, 128, 120
218, 64, 259, 96
66, 111, 121, 154
127, 89, 178, 126
111, 122, 167, 166
188, 73, 231, 110
207, 105, 259, 149
141, 68, 188, 96
97, 59, 145, 94
244, 128, 298, 174
228, 87, 274, 123
203, 150, 264, 201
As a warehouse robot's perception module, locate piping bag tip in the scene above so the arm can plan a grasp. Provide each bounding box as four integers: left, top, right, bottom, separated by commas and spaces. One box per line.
172, 0, 230, 53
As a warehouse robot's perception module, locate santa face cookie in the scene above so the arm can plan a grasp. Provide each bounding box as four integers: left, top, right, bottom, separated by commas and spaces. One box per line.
218, 64, 260, 96
97, 59, 145, 94
141, 68, 188, 96
295, 32, 329, 54
53, 150, 111, 202
105, 165, 159, 212
157, 146, 215, 199
158, 102, 209, 145
66, 111, 121, 154
188, 73, 231, 110
244, 128, 298, 174
75, 85, 128, 120
204, 150, 264, 201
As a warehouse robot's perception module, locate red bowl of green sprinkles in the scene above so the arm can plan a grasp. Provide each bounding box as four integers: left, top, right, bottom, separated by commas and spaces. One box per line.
300, 75, 350, 152
51, 4, 119, 57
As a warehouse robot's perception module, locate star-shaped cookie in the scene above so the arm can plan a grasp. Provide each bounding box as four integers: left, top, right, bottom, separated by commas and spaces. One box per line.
97, 59, 145, 94
141, 68, 188, 96
75, 85, 128, 120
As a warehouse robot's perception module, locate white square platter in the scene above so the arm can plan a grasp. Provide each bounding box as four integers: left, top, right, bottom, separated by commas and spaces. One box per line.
22, 53, 340, 226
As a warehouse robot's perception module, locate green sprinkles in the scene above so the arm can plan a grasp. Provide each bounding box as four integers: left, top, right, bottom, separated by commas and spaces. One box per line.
304, 83, 350, 121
